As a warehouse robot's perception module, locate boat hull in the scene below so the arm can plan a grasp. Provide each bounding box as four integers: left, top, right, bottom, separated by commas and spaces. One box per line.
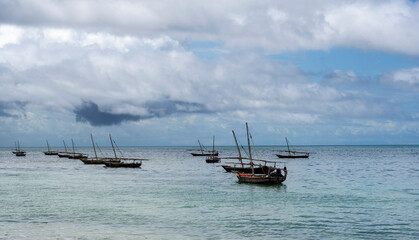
222, 165, 272, 174
15, 152, 26, 156
205, 157, 221, 163
67, 153, 88, 159
58, 152, 71, 158
104, 161, 142, 168
236, 173, 286, 184
44, 151, 58, 155
80, 158, 119, 165
276, 154, 309, 159
191, 152, 219, 156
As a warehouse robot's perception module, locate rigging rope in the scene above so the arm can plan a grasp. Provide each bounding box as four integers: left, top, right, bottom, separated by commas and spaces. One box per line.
96, 143, 105, 157
113, 139, 124, 158
250, 134, 260, 160
237, 138, 249, 157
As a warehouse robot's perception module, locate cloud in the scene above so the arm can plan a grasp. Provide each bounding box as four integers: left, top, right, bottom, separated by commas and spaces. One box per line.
0, 25, 410, 126
145, 100, 210, 118
0, 101, 26, 118
0, 0, 419, 55
320, 1, 419, 55
74, 100, 209, 126
380, 67, 419, 91
0, 1, 417, 146
0, 103, 12, 117
322, 70, 359, 86
74, 101, 141, 126
0, 29, 408, 125
0, 1, 418, 147
0, 24, 24, 47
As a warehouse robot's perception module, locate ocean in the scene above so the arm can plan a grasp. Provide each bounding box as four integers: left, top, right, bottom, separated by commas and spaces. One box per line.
0, 145, 418, 239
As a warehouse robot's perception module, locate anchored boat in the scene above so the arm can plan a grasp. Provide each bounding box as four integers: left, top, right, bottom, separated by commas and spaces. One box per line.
205, 136, 221, 163
43, 140, 58, 155
80, 134, 120, 165
275, 137, 309, 158
221, 130, 275, 174
58, 140, 72, 158
67, 139, 88, 160
190, 139, 219, 156
235, 123, 287, 184
13, 141, 26, 157
103, 134, 146, 168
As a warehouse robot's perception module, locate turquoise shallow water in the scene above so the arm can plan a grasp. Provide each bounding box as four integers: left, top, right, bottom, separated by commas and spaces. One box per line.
0, 145, 418, 239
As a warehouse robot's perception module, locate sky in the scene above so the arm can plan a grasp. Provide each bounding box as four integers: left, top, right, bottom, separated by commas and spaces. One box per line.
0, 0, 418, 147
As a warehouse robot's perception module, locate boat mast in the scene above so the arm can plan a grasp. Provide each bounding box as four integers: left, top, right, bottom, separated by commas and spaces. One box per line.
91, 134, 98, 160
232, 130, 243, 167
46, 140, 50, 152
285, 137, 291, 156
110, 134, 118, 160
71, 139, 75, 154
212, 136, 215, 156
246, 122, 254, 174
63, 140, 68, 152
198, 140, 204, 154
17, 141, 20, 152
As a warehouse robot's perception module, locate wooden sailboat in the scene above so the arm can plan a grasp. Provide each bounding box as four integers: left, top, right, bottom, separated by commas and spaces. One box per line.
235, 123, 287, 184
43, 140, 58, 155
190, 139, 219, 156
58, 140, 71, 158
67, 139, 88, 159
275, 137, 309, 159
80, 134, 119, 165
12, 141, 18, 154
103, 134, 146, 168
221, 130, 273, 174
205, 136, 221, 163
13, 141, 26, 156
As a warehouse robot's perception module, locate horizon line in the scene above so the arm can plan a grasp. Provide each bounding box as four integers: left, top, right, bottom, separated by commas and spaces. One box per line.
2, 144, 419, 149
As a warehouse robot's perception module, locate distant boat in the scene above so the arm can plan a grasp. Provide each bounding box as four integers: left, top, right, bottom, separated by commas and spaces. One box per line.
13, 141, 26, 157
205, 136, 221, 163
67, 139, 88, 160
58, 140, 71, 158
12, 141, 18, 154
15, 151, 26, 156
43, 140, 58, 155
190, 139, 219, 156
235, 123, 287, 184
103, 134, 146, 168
275, 137, 309, 159
205, 156, 221, 163
80, 134, 120, 165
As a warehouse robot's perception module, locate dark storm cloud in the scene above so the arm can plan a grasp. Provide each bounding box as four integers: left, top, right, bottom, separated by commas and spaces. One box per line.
74, 100, 209, 126
74, 101, 141, 126
0, 104, 12, 117
0, 101, 26, 118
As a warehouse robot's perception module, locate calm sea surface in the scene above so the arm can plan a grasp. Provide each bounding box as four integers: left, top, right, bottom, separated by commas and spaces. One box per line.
0, 145, 418, 239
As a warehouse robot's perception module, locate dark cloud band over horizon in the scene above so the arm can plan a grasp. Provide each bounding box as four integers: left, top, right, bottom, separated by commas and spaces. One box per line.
74, 100, 210, 126
74, 101, 140, 126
